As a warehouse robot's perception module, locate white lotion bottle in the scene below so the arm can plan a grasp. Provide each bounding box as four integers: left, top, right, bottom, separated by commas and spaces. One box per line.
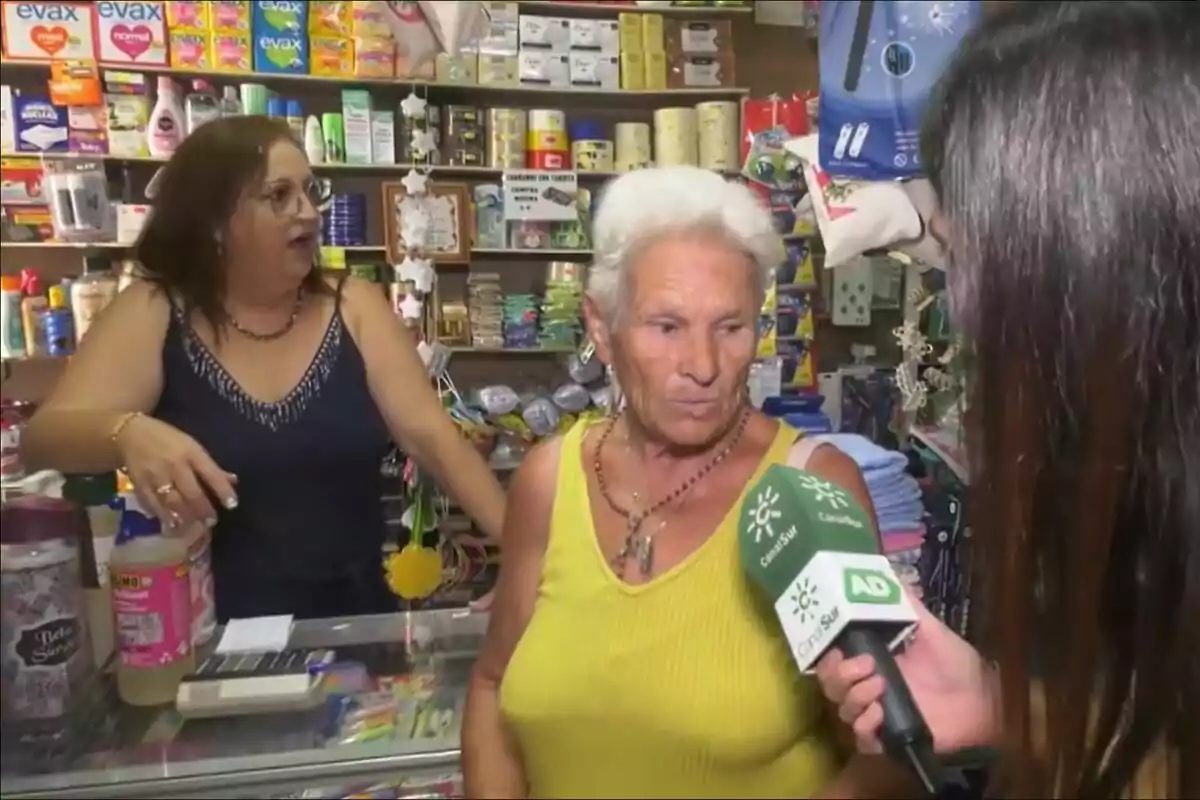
304, 115, 325, 163
148, 77, 184, 158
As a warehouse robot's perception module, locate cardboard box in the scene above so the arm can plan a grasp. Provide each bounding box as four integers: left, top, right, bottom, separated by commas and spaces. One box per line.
667, 53, 736, 89
665, 20, 733, 55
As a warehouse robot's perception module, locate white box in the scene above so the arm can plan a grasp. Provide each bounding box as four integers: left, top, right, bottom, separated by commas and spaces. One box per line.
518, 15, 570, 52
568, 19, 619, 54
519, 50, 569, 89
370, 110, 396, 165
1, 87, 14, 153
568, 52, 620, 91
476, 20, 519, 56
482, 1, 519, 25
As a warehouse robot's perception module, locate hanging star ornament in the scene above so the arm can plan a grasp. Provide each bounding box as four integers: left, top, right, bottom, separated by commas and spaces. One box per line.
398, 293, 424, 320
410, 129, 438, 159
401, 168, 429, 196
400, 91, 428, 119
396, 255, 435, 293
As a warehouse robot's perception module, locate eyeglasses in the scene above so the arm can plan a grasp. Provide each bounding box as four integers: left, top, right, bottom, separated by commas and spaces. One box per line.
256, 177, 333, 217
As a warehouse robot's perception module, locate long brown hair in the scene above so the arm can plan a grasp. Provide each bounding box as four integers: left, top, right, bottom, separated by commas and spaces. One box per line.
923, 2, 1198, 797
134, 115, 326, 332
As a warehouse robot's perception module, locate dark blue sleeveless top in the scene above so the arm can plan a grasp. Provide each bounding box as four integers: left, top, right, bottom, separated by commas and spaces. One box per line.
154, 285, 392, 619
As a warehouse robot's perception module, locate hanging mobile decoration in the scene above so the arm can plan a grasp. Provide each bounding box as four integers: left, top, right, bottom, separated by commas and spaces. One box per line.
392, 86, 439, 329
383, 458, 444, 601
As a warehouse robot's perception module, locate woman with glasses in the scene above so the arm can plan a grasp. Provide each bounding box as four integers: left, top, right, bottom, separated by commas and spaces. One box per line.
21, 116, 506, 621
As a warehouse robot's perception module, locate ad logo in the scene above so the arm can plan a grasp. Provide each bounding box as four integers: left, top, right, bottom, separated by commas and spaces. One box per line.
745, 484, 783, 543
843, 568, 901, 605
789, 577, 820, 623
796, 474, 851, 510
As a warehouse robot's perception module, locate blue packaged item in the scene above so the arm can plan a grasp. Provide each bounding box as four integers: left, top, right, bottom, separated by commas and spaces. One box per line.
818, 0, 982, 180
252, 0, 307, 34
43, 309, 74, 357
14, 95, 68, 153
254, 33, 308, 74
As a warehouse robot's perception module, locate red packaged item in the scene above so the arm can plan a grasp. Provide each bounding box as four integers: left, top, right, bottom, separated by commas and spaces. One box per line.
741, 94, 811, 163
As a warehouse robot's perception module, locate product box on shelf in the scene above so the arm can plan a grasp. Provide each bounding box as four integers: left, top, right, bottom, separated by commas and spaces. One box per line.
13, 95, 68, 152
310, 35, 354, 77
518, 15, 570, 53
568, 52, 619, 91
92, 0, 169, 66
567, 19, 619, 53
211, 0, 251, 33
518, 50, 569, 89
668, 53, 736, 89
251, 0, 309, 74
165, 0, 207, 32
1, 0, 97, 62
665, 19, 733, 55
210, 31, 252, 72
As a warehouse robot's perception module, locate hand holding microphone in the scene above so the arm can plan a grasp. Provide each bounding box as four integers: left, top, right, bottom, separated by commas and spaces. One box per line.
816, 595, 1000, 757
737, 463, 960, 794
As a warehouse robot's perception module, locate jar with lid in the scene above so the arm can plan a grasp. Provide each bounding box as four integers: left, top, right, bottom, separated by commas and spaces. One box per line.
0, 495, 96, 726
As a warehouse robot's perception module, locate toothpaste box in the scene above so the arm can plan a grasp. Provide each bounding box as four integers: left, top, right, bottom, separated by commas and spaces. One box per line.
252, 0, 307, 35
93, 0, 168, 66
14, 94, 69, 152
1, 1, 97, 61
253, 32, 307, 74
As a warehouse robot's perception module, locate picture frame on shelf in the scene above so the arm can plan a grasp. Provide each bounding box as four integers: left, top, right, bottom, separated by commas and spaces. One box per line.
382, 181, 471, 264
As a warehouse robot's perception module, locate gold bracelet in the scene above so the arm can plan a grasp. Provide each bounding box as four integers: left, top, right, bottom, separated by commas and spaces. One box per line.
109, 411, 143, 444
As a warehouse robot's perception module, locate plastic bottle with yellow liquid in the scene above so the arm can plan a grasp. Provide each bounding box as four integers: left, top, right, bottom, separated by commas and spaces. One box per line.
108, 493, 194, 706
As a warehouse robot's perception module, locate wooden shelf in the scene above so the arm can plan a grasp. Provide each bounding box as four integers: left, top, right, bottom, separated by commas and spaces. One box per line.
516, 2, 753, 16
1, 242, 593, 258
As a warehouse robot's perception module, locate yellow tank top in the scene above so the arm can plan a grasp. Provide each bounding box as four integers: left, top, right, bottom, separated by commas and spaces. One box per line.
499, 420, 844, 799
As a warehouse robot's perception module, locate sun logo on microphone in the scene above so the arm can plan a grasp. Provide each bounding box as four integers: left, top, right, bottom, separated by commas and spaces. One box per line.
796, 475, 851, 510
746, 485, 784, 542
790, 578, 820, 623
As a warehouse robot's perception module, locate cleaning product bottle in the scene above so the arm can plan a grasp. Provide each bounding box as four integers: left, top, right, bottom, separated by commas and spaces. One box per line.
19, 269, 48, 358
219, 86, 242, 118
148, 77, 185, 158
109, 493, 194, 706
183, 523, 215, 646
0, 274, 24, 359
303, 115, 325, 163
285, 100, 304, 143
184, 79, 221, 136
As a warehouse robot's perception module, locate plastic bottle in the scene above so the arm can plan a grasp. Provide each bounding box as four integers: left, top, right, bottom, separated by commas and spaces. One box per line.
184, 79, 221, 137
267, 96, 285, 119
148, 77, 185, 158
304, 115, 325, 163
19, 269, 48, 358
70, 255, 119, 345
0, 275, 24, 359
183, 524, 216, 646
109, 493, 195, 706
285, 100, 304, 143
220, 86, 242, 118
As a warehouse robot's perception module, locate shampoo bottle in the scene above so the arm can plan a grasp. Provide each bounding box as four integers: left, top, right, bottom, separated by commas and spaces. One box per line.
219, 86, 242, 117
148, 77, 184, 158
303, 115, 325, 163
184, 79, 221, 136
285, 100, 304, 143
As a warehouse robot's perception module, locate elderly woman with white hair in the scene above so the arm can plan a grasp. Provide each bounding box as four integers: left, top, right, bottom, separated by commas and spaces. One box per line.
462, 167, 913, 798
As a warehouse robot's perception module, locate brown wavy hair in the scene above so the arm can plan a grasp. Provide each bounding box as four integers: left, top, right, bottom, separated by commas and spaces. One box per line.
924, 2, 1198, 797
134, 115, 327, 332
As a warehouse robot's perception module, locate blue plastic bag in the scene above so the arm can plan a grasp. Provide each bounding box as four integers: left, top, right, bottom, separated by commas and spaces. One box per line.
818, 0, 982, 180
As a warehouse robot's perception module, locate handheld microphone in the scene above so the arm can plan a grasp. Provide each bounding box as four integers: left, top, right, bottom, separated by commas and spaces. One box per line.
738, 463, 949, 795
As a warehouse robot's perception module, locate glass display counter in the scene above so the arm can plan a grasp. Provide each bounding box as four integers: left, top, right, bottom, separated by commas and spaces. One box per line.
0, 609, 486, 800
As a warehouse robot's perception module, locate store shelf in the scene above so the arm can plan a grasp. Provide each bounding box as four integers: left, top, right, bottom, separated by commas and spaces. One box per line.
0, 152, 732, 182
1, 242, 593, 258
448, 346, 574, 355
0, 61, 748, 104
516, 1, 753, 16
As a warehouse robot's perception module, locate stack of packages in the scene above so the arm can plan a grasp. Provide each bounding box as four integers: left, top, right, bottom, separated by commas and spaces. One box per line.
467, 274, 504, 349
502, 294, 539, 349
814, 434, 926, 601
538, 263, 586, 349
321, 193, 367, 247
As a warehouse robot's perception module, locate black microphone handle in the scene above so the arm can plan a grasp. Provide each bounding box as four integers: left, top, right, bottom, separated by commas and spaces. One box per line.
838, 626, 947, 795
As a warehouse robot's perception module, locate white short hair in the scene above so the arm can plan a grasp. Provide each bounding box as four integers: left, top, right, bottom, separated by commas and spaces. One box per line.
588, 166, 781, 324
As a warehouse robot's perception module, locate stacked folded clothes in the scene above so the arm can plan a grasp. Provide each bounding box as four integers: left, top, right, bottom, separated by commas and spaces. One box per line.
812, 434, 928, 597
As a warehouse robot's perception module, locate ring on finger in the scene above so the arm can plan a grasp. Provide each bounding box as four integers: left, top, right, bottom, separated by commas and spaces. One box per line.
154, 482, 176, 497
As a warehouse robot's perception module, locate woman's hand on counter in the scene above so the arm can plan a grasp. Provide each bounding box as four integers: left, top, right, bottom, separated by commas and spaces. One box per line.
342, 278, 507, 544
117, 413, 239, 528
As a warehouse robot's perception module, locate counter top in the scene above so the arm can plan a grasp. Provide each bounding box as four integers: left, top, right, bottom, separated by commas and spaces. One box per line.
1, 610, 487, 799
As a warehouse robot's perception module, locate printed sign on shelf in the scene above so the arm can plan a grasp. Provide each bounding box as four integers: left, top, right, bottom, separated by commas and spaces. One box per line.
501, 170, 579, 223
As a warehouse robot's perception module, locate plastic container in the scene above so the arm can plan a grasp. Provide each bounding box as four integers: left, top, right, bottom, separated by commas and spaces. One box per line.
70, 255, 119, 345
0, 495, 96, 724
184, 79, 221, 136
219, 86, 242, 118
19, 269, 48, 358
285, 100, 305, 142
0, 274, 24, 359
148, 77, 185, 158
109, 494, 194, 706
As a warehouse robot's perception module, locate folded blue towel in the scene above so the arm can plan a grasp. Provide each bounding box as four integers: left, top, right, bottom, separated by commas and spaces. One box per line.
813, 434, 908, 475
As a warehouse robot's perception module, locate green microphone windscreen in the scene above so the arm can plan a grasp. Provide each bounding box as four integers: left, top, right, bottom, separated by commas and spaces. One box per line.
738, 464, 919, 672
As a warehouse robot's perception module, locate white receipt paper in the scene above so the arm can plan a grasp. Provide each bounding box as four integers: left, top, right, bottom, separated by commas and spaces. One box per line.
215, 615, 295, 654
